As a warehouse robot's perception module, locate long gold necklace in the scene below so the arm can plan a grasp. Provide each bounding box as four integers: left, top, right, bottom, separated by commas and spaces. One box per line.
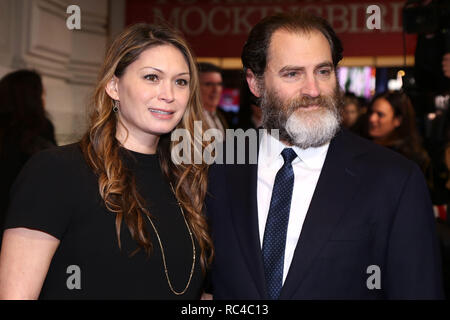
145, 183, 196, 296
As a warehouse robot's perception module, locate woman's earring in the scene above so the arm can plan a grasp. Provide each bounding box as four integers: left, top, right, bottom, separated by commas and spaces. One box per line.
113, 100, 119, 113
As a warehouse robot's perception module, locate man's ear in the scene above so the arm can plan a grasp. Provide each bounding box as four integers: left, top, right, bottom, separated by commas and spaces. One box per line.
105, 76, 120, 101
246, 69, 261, 98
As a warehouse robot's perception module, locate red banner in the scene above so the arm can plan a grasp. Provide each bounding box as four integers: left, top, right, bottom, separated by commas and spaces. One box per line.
126, 0, 417, 58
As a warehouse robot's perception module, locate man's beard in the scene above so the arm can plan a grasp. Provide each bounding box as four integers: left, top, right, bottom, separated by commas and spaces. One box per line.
259, 83, 343, 149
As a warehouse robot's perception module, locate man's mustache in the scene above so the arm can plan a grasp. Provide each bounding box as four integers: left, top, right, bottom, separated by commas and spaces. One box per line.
288, 95, 331, 109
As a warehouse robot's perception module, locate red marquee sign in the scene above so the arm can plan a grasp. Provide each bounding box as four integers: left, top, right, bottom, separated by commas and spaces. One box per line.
126, 0, 417, 58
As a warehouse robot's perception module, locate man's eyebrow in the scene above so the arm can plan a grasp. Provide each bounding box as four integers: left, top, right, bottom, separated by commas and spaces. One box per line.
278, 62, 334, 74
278, 65, 305, 74
315, 62, 334, 70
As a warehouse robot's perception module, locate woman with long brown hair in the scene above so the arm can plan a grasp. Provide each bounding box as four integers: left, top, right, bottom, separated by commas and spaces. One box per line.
368, 91, 431, 173
0, 23, 212, 299
368, 90, 433, 192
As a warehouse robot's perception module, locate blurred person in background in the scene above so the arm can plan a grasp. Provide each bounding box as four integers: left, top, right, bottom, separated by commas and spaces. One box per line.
368, 91, 433, 187
434, 142, 450, 219
341, 93, 361, 130
443, 53, 450, 78
434, 141, 450, 299
0, 70, 56, 249
197, 62, 228, 137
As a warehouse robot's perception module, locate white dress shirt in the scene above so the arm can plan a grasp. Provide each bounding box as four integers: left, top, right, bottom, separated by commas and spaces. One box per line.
257, 131, 330, 284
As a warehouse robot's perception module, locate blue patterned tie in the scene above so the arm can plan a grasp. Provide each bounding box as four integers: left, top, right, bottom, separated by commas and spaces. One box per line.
262, 148, 297, 300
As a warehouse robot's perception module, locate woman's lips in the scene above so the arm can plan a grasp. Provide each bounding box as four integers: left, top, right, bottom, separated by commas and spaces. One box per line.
148, 108, 175, 119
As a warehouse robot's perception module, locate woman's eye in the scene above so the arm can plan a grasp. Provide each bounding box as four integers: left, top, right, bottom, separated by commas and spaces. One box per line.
144, 74, 159, 82
176, 79, 189, 86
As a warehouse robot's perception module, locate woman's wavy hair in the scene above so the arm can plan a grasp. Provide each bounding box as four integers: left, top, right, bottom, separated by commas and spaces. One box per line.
79, 23, 213, 270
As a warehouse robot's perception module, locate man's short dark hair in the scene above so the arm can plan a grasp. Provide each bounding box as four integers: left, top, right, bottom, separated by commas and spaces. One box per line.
241, 10, 343, 77
197, 62, 222, 74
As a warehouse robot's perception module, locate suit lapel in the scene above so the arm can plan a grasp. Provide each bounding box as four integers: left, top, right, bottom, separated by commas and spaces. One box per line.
279, 130, 363, 299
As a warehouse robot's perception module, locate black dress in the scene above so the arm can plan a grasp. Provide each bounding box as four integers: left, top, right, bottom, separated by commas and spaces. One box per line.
0, 135, 55, 248
3, 143, 203, 299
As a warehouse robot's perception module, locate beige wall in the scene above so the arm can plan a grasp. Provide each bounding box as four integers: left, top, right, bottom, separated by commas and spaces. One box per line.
0, 0, 125, 145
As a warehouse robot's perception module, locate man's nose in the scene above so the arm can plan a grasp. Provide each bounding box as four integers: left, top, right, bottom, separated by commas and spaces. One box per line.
211, 84, 220, 92
210, 83, 223, 92
301, 74, 320, 97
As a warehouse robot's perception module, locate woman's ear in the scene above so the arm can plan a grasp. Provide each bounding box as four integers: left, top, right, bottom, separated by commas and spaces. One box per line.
246, 69, 261, 98
105, 76, 120, 101
394, 116, 402, 128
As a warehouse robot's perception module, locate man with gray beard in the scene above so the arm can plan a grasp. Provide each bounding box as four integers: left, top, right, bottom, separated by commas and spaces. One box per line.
206, 11, 444, 300
259, 81, 342, 149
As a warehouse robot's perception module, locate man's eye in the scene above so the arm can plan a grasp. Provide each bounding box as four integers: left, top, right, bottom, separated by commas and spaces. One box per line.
144, 74, 159, 82
318, 68, 332, 76
176, 79, 189, 86
286, 71, 298, 77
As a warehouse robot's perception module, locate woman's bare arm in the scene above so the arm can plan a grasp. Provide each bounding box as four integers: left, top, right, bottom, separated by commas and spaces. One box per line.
0, 228, 59, 300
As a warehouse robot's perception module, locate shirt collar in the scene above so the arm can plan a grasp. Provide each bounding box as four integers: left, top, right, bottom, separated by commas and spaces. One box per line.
259, 130, 330, 170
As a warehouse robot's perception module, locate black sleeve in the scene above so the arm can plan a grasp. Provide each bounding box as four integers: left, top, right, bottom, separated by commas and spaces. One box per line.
3, 147, 78, 240
385, 164, 445, 299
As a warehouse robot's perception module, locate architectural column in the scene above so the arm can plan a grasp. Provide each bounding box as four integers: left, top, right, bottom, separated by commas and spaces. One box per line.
0, 0, 110, 145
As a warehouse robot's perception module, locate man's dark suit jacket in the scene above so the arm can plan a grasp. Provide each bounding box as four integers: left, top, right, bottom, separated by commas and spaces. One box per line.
205, 129, 444, 299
